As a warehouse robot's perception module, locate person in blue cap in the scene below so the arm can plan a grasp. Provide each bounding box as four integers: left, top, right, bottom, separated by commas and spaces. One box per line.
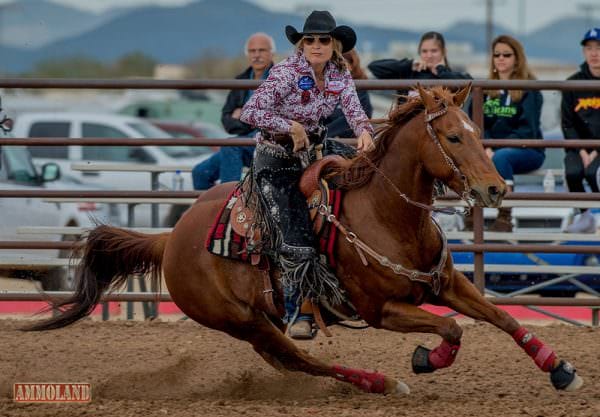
561, 28, 600, 233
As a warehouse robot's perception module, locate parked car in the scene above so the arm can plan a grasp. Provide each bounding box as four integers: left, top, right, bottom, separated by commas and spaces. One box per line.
149, 119, 227, 155
12, 112, 214, 226
0, 143, 120, 290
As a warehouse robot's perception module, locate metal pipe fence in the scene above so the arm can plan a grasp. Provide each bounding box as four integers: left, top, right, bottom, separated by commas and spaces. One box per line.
1, 78, 599, 322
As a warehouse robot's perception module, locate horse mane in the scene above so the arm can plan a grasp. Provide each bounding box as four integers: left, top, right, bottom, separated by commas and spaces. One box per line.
330, 86, 455, 190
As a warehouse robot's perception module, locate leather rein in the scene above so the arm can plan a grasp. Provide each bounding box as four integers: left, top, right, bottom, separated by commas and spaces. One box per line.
320, 105, 474, 296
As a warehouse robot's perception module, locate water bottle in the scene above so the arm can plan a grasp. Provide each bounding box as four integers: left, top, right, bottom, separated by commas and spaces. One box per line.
172, 169, 184, 190
543, 169, 555, 193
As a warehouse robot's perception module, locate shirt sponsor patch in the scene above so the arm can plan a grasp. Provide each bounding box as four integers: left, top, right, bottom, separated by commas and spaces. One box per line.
326, 79, 345, 94
298, 75, 315, 91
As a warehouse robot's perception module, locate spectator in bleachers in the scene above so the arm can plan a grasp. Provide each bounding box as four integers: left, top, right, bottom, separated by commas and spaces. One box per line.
480, 35, 544, 232
368, 31, 471, 102
191, 32, 275, 191
322, 48, 373, 157
561, 28, 600, 233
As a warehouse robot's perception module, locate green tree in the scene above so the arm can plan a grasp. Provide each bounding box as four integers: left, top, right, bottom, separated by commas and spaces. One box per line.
25, 56, 110, 78
112, 51, 157, 77
186, 50, 246, 79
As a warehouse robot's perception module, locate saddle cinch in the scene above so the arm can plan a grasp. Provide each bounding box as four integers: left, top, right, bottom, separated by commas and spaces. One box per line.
212, 154, 347, 264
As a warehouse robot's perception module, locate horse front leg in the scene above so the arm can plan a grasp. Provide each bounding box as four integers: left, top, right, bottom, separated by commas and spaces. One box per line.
436, 269, 583, 391
379, 301, 464, 374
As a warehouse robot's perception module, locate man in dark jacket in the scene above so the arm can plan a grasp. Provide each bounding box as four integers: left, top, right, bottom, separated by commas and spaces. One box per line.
561, 28, 600, 233
192, 33, 275, 190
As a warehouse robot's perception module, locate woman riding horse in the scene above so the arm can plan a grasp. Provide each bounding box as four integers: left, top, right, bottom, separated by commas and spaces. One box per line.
240, 10, 374, 339
25, 82, 583, 395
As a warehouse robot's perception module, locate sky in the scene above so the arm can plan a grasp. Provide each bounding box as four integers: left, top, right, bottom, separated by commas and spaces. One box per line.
5, 0, 593, 34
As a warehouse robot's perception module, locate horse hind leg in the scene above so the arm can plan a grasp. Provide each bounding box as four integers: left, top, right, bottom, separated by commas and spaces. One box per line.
242, 312, 410, 396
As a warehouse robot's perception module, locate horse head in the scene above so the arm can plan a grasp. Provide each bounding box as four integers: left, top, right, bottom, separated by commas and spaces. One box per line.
415, 84, 506, 207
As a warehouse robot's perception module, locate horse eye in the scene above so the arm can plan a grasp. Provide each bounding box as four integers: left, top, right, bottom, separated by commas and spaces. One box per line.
447, 135, 461, 144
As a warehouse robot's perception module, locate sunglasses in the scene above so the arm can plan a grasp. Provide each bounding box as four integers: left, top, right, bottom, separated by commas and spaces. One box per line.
493, 52, 514, 58
303, 35, 332, 46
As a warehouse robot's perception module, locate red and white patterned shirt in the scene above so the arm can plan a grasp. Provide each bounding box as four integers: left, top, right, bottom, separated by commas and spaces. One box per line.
240, 51, 373, 142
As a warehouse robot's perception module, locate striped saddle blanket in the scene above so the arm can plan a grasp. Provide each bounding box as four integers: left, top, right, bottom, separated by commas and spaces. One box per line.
205, 186, 343, 268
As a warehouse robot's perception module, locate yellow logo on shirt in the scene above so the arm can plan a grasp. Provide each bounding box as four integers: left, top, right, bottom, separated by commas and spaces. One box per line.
574, 97, 600, 111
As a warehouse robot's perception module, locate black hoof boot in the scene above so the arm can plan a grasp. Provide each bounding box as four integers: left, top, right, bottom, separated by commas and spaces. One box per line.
412, 345, 436, 374
550, 360, 584, 391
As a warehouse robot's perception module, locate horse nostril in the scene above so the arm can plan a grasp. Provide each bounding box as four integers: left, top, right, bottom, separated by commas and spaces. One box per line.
488, 185, 499, 197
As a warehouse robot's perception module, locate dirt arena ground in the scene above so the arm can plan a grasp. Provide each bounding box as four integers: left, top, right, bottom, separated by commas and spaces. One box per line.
0, 319, 597, 417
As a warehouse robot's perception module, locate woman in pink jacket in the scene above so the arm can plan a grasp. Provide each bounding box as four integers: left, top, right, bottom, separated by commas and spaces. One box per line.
241, 10, 373, 339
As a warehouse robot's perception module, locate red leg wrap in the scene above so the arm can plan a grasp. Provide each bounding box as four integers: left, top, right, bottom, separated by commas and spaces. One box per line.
332, 365, 386, 394
512, 326, 556, 372
428, 340, 461, 369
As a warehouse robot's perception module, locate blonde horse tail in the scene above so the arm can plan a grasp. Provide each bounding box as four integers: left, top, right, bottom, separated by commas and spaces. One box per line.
23, 225, 170, 331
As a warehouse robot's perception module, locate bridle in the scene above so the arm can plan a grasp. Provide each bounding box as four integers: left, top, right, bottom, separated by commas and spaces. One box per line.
358, 102, 474, 215
424, 103, 474, 212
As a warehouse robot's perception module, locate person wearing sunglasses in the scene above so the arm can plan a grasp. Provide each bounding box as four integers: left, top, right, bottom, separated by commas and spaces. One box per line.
240, 10, 373, 340
560, 28, 600, 233
477, 34, 544, 232
368, 31, 471, 101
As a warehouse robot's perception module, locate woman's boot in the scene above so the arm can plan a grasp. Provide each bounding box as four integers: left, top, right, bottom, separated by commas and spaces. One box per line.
490, 207, 513, 232
288, 298, 316, 339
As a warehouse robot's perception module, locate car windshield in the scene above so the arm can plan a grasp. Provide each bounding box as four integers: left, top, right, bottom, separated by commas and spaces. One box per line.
128, 121, 204, 159
4, 146, 38, 184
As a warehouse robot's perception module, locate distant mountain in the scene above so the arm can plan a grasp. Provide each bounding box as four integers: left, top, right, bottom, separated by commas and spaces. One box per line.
444, 20, 515, 52
0, 0, 586, 74
445, 15, 588, 64
525, 16, 589, 64
0, 0, 112, 49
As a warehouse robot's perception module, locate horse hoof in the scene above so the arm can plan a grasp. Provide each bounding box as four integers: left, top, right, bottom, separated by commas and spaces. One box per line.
550, 360, 584, 391
412, 345, 436, 374
391, 380, 410, 396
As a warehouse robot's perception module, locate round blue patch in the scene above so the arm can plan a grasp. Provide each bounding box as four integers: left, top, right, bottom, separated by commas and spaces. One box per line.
298, 75, 315, 91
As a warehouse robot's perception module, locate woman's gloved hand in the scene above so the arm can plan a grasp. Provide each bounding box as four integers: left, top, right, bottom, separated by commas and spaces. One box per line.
289, 120, 310, 152
357, 130, 375, 152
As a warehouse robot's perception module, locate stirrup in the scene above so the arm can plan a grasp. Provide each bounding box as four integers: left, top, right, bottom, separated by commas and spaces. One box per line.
289, 320, 317, 340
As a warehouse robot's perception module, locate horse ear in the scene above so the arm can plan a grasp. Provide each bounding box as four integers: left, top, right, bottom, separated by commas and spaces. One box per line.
453, 82, 472, 107
416, 83, 437, 112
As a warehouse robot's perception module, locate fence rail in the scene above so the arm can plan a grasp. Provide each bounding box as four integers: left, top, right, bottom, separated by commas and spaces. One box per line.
0, 291, 599, 306
1, 78, 600, 90
1, 138, 600, 148
1, 240, 600, 254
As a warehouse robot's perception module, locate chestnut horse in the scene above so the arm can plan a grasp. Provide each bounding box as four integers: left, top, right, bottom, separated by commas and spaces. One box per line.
28, 85, 583, 395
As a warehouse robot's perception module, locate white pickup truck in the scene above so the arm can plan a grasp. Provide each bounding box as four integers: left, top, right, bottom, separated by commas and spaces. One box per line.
12, 112, 213, 226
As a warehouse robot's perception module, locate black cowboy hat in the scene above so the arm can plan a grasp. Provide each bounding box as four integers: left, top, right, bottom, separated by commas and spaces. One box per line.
285, 10, 356, 53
